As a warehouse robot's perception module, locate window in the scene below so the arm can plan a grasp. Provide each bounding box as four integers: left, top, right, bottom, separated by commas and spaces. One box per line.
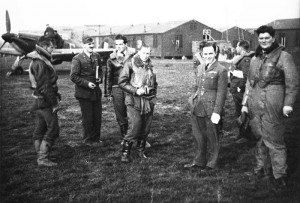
203, 29, 211, 40
153, 34, 158, 48
279, 33, 286, 47
175, 34, 183, 48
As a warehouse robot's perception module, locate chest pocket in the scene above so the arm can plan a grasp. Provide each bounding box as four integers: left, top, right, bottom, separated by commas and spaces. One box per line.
204, 72, 218, 88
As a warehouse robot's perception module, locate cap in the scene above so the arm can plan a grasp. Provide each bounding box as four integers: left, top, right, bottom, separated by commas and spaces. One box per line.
82, 36, 94, 44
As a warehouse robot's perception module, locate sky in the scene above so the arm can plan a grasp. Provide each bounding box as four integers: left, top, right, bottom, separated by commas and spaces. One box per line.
0, 0, 299, 35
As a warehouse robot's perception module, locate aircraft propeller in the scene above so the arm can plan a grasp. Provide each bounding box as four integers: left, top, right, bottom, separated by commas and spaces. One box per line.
0, 10, 11, 50
6, 10, 11, 34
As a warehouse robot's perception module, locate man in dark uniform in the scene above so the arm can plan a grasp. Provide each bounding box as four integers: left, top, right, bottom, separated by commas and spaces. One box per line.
185, 42, 228, 171
242, 25, 299, 187
229, 40, 255, 143
118, 45, 157, 162
70, 36, 103, 146
30, 38, 61, 167
105, 34, 136, 140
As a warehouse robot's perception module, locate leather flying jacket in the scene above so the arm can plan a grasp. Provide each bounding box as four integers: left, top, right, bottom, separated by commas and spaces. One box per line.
105, 47, 136, 96
118, 53, 157, 100
249, 43, 285, 88
29, 48, 59, 108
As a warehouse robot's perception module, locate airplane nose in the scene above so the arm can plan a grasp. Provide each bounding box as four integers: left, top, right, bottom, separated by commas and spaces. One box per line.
2, 33, 16, 43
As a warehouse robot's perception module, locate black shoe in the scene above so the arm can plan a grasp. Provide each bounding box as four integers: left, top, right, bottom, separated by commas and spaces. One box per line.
273, 177, 287, 188
83, 140, 93, 146
184, 163, 204, 169
254, 168, 264, 179
200, 166, 214, 172
92, 140, 103, 147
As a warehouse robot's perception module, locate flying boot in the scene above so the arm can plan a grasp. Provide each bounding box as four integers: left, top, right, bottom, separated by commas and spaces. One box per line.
136, 139, 148, 159
38, 140, 57, 167
121, 140, 132, 163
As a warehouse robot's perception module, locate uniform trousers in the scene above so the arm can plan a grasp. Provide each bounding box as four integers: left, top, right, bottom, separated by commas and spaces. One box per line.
191, 114, 219, 168
78, 98, 102, 142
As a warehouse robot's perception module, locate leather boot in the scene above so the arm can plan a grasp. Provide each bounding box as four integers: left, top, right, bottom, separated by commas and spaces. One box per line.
136, 139, 147, 159
38, 140, 57, 167
121, 140, 132, 163
33, 140, 41, 154
120, 124, 128, 138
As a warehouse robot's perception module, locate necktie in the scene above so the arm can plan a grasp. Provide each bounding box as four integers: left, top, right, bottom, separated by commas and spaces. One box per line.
205, 64, 209, 71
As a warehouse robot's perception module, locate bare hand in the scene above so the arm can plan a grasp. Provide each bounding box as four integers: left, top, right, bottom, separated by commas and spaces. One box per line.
283, 106, 293, 117
88, 82, 96, 89
136, 88, 145, 95
6, 71, 12, 78
241, 106, 248, 113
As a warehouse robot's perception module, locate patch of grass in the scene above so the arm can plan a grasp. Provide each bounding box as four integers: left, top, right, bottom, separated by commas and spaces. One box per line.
1, 57, 300, 202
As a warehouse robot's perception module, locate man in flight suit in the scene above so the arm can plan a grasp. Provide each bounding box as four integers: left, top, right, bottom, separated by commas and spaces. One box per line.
242, 25, 299, 187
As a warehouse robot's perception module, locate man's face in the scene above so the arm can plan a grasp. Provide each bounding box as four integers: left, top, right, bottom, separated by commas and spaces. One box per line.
115, 39, 126, 53
83, 41, 94, 53
202, 46, 216, 64
258, 32, 275, 49
45, 42, 54, 54
139, 47, 151, 62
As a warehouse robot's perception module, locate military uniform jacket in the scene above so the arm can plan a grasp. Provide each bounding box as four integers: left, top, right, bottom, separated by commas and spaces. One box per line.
70, 52, 102, 100
189, 61, 228, 117
104, 47, 136, 96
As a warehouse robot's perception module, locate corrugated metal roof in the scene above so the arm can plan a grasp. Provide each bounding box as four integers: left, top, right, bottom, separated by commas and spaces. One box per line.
267, 18, 300, 30
97, 20, 190, 36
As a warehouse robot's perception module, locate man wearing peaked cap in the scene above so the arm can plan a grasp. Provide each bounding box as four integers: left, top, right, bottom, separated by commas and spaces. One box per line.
70, 36, 103, 147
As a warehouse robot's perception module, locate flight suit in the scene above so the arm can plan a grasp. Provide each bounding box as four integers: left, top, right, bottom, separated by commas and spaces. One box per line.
188, 61, 228, 168
245, 44, 299, 179
71, 52, 103, 143
118, 53, 157, 161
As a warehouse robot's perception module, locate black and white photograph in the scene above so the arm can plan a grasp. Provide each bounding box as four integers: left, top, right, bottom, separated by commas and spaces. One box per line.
0, 0, 300, 202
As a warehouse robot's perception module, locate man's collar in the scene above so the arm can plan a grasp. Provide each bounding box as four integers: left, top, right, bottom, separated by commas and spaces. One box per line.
83, 50, 92, 58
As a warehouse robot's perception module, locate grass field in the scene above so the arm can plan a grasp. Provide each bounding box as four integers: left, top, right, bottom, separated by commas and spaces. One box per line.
0, 57, 300, 202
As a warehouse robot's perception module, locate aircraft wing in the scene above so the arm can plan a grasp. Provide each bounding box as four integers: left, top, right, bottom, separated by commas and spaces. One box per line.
52, 48, 114, 63
0, 47, 23, 56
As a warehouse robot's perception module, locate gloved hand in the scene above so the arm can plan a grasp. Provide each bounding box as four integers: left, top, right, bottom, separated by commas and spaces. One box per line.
211, 113, 220, 124
283, 106, 293, 117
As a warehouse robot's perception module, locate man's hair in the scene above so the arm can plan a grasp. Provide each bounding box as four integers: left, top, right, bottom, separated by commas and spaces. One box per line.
238, 40, 250, 50
203, 42, 218, 52
139, 44, 151, 50
115, 34, 127, 44
256, 25, 275, 37
38, 37, 53, 47
199, 41, 207, 51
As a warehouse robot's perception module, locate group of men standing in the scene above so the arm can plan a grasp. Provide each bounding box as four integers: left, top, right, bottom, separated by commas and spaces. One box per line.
188, 25, 299, 188
28, 25, 299, 189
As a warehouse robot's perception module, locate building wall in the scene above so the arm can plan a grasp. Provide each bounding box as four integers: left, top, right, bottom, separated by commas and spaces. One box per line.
162, 20, 222, 59
275, 29, 300, 65
222, 27, 258, 50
